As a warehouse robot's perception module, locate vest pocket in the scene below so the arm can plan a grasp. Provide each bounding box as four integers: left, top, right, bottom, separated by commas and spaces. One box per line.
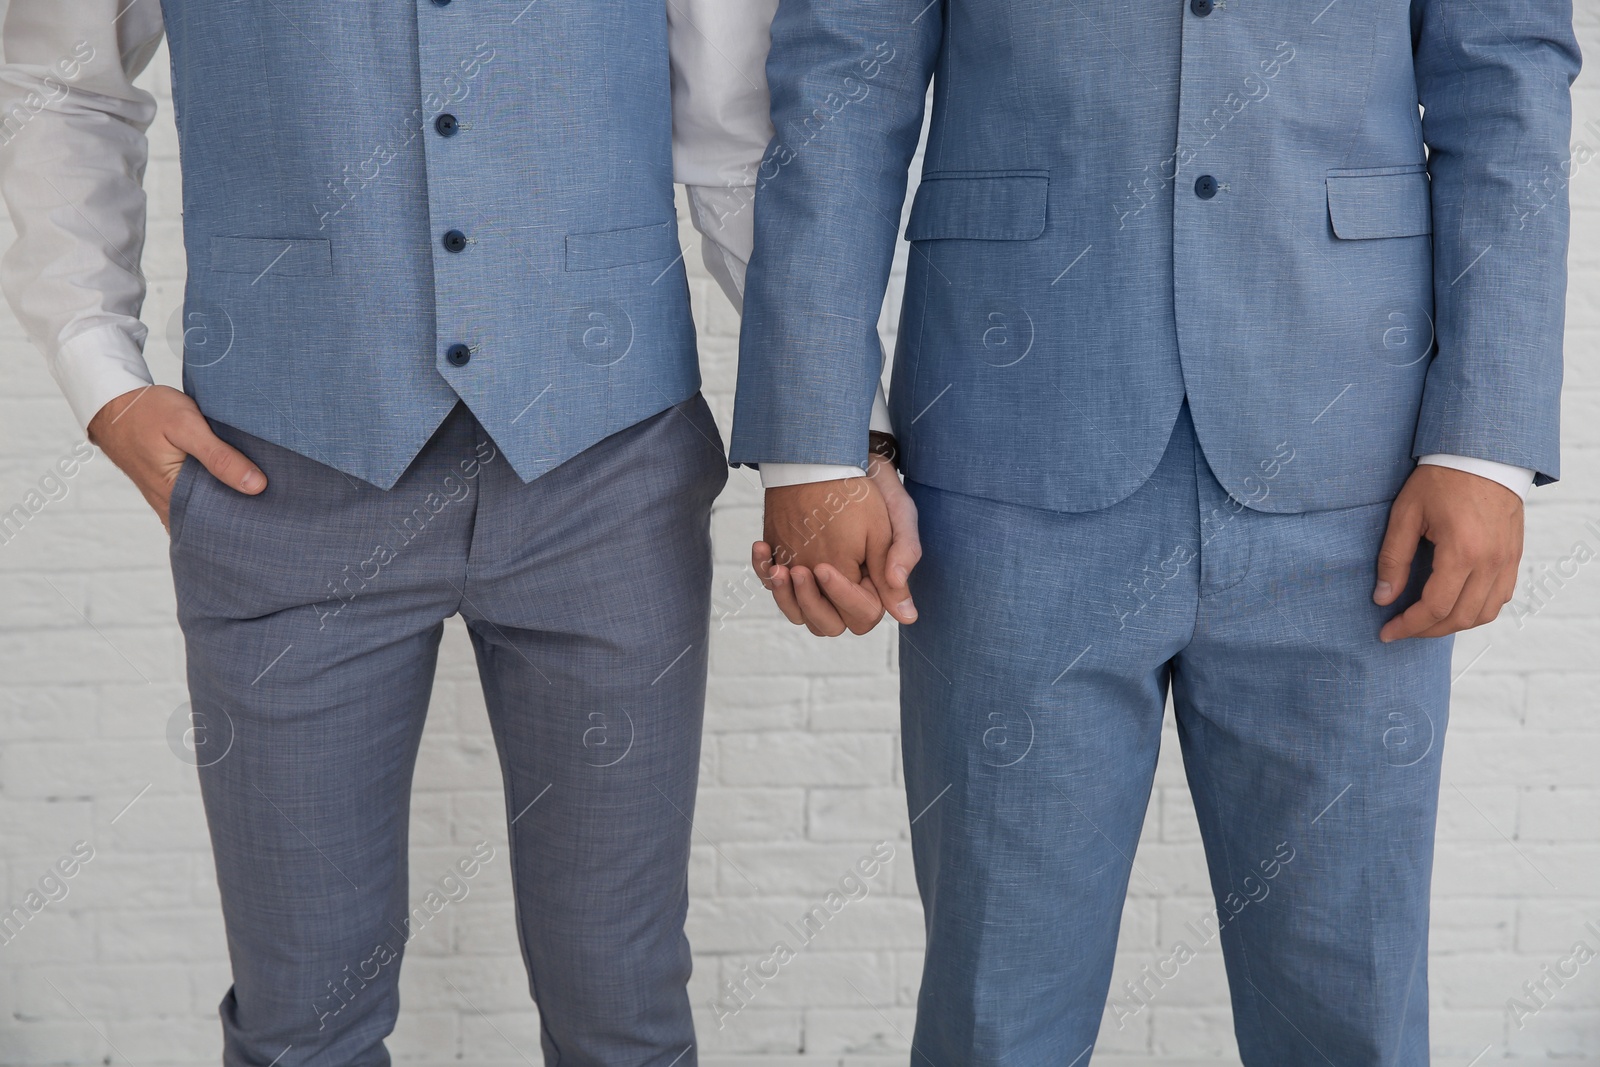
208, 237, 332, 277
1326, 167, 1432, 240
904, 171, 1050, 242
564, 221, 680, 271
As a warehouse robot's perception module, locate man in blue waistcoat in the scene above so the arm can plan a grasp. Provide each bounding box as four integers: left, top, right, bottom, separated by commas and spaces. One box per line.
0, 0, 834, 1062
732, 0, 1580, 1060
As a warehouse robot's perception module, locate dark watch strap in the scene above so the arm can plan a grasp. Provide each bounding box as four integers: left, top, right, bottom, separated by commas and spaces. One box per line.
868, 431, 900, 469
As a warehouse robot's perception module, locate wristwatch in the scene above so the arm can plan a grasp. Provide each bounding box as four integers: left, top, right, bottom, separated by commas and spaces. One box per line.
868, 431, 900, 470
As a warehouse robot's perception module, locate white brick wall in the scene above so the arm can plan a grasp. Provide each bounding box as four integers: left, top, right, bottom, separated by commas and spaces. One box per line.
2, 6, 1599, 1063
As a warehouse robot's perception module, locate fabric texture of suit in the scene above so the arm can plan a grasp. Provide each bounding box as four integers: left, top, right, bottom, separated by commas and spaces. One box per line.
731, 0, 1579, 513
162, 0, 699, 488
171, 398, 728, 1067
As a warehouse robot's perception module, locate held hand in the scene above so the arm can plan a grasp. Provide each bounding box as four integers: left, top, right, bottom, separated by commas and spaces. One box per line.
88, 385, 266, 530
752, 459, 920, 637
1375, 464, 1523, 642
866, 454, 921, 621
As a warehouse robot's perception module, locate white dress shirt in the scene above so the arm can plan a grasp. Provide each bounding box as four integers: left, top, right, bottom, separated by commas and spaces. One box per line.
0, 0, 1533, 499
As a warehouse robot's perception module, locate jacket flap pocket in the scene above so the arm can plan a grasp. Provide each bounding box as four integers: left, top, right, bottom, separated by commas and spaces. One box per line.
1326, 168, 1431, 240
905, 172, 1049, 242
209, 237, 332, 277
565, 221, 680, 271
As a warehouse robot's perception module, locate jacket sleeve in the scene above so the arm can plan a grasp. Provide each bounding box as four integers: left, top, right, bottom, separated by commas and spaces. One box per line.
728, 0, 942, 468
1411, 0, 1581, 484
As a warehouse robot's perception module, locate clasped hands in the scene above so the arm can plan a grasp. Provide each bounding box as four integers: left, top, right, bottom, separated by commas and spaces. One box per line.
753, 456, 921, 637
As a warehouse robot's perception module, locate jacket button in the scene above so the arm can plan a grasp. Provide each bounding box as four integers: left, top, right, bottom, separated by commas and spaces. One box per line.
431, 0, 451, 6
1190, 0, 1213, 15
1194, 174, 1219, 199
442, 229, 468, 253
446, 344, 472, 366
435, 113, 459, 137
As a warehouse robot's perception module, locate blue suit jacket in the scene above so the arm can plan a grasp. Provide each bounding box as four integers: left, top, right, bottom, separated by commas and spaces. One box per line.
731, 0, 1580, 513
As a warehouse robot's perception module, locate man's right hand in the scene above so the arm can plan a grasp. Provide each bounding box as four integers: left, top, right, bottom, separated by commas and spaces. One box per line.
88, 385, 266, 530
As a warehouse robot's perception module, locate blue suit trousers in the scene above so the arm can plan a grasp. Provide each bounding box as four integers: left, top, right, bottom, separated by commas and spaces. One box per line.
900, 404, 1450, 1065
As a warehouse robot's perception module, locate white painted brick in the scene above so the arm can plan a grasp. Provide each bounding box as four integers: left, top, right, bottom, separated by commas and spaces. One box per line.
389, 1010, 463, 1062
698, 787, 807, 841
705, 674, 810, 733
1147, 1007, 1240, 1059
805, 788, 908, 842
1432, 897, 1517, 955
716, 733, 894, 788
799, 1007, 917, 1057
809, 676, 900, 733
1519, 787, 1600, 841
696, 1007, 804, 1055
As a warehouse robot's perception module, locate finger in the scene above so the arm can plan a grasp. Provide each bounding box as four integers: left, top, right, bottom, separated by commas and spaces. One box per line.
1415, 564, 1498, 638
871, 464, 923, 583
171, 421, 266, 495
753, 541, 777, 591
878, 526, 921, 625
1374, 498, 1423, 606
767, 565, 808, 626
1480, 560, 1519, 627
1380, 547, 1470, 642
1479, 524, 1522, 627
867, 484, 920, 625
1489, 521, 1525, 623
790, 566, 847, 637
815, 563, 886, 635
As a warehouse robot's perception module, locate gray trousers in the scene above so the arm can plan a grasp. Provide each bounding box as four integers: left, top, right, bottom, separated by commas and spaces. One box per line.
169, 396, 728, 1067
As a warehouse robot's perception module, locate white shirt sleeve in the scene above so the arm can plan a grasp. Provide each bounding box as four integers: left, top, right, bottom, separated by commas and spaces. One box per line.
0, 0, 166, 430
667, 0, 773, 311
667, 0, 890, 488
1417, 454, 1535, 500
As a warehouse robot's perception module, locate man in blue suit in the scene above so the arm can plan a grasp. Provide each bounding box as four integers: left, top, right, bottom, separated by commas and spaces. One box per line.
733, 0, 1579, 1060
0, 0, 780, 1062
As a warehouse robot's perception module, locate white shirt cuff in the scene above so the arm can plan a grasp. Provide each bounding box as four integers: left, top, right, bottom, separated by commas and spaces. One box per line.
760, 462, 866, 487
52, 322, 156, 431
1417, 454, 1535, 500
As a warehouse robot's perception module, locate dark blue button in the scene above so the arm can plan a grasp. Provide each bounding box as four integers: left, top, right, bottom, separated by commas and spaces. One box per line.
1194, 174, 1219, 199
435, 113, 459, 137
446, 344, 472, 366
442, 229, 468, 253
431, 0, 451, 6
1190, 0, 1213, 15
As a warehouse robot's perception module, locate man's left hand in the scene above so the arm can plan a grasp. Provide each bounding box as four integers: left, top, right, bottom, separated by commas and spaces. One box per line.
1375, 464, 1524, 642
